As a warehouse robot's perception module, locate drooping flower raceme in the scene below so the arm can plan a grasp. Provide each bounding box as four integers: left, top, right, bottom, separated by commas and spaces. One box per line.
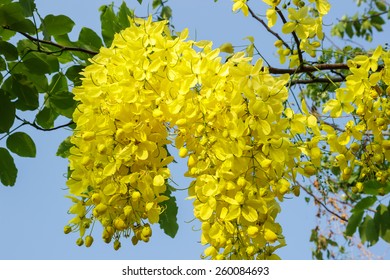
65, 17, 323, 259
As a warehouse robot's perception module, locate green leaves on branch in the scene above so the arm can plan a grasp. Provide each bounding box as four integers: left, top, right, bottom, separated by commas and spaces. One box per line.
0, 0, 78, 188
0, 1, 35, 35
331, 0, 389, 41
346, 180, 390, 246
99, 2, 133, 46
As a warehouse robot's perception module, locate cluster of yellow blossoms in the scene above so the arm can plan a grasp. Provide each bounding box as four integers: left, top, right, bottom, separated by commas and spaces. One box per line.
65, 5, 389, 258
65, 16, 321, 259
233, 0, 331, 66
323, 46, 390, 188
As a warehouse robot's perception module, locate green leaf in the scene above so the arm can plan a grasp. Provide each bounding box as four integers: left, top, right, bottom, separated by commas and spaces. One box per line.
0, 41, 18, 60
346, 211, 364, 236
375, 0, 387, 11
56, 136, 73, 158
0, 27, 16, 41
23, 52, 59, 74
160, 6, 172, 20
351, 196, 377, 213
345, 22, 354, 38
0, 2, 25, 26
0, 2, 34, 34
99, 4, 117, 47
158, 186, 179, 238
17, 38, 37, 56
12, 75, 39, 111
9, 18, 36, 34
118, 1, 133, 28
0, 91, 15, 133
374, 204, 390, 243
153, 0, 163, 9
19, 0, 36, 17
49, 91, 76, 118
136, 0, 143, 4
65, 65, 84, 86
363, 180, 390, 195
0, 147, 17, 186
41, 14, 75, 36
359, 215, 378, 246
6, 131, 36, 157
99, 3, 131, 47
48, 73, 68, 94
35, 106, 59, 129
78, 27, 103, 52
0, 56, 6, 70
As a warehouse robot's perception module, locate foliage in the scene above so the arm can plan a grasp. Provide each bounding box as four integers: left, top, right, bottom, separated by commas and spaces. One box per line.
0, 0, 389, 259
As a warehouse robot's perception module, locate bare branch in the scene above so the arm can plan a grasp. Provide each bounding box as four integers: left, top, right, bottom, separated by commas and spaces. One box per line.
300, 184, 348, 222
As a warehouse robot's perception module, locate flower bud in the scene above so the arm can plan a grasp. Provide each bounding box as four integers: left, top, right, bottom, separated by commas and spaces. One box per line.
64, 225, 72, 234
85, 235, 94, 247
114, 240, 121, 250
76, 238, 84, 246
264, 229, 278, 243
303, 165, 316, 176
114, 218, 127, 230
179, 147, 188, 158
141, 225, 152, 238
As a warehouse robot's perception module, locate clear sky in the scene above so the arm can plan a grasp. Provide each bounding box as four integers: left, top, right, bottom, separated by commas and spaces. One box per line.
0, 0, 389, 260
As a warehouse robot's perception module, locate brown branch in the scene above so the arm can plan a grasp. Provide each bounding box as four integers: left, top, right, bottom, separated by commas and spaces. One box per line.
300, 184, 348, 222
290, 76, 345, 85
4, 26, 98, 56
15, 115, 74, 131
275, 7, 304, 68
268, 63, 349, 75
247, 6, 291, 50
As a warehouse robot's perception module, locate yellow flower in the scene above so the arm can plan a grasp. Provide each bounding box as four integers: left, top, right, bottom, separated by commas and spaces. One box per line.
232, 0, 249, 16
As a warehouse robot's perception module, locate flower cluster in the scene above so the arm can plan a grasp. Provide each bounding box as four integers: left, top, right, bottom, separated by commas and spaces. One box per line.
65, 17, 181, 249
322, 46, 390, 188
65, 16, 324, 259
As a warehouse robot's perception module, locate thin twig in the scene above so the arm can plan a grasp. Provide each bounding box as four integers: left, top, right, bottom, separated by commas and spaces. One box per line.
15, 115, 74, 131
247, 6, 291, 50
275, 7, 304, 67
268, 63, 349, 74
300, 184, 348, 222
290, 76, 345, 85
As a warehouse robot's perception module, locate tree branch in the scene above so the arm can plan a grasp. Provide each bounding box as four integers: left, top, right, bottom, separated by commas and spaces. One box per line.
300, 184, 348, 222
275, 7, 304, 67
3, 26, 98, 56
247, 6, 291, 50
268, 63, 349, 74
290, 76, 345, 85
15, 115, 74, 132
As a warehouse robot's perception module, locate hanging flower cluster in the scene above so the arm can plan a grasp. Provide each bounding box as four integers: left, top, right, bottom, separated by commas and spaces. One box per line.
64, 16, 323, 259
322, 45, 390, 189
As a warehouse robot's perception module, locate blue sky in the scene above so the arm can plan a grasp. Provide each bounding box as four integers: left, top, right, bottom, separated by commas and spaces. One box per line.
0, 0, 389, 260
